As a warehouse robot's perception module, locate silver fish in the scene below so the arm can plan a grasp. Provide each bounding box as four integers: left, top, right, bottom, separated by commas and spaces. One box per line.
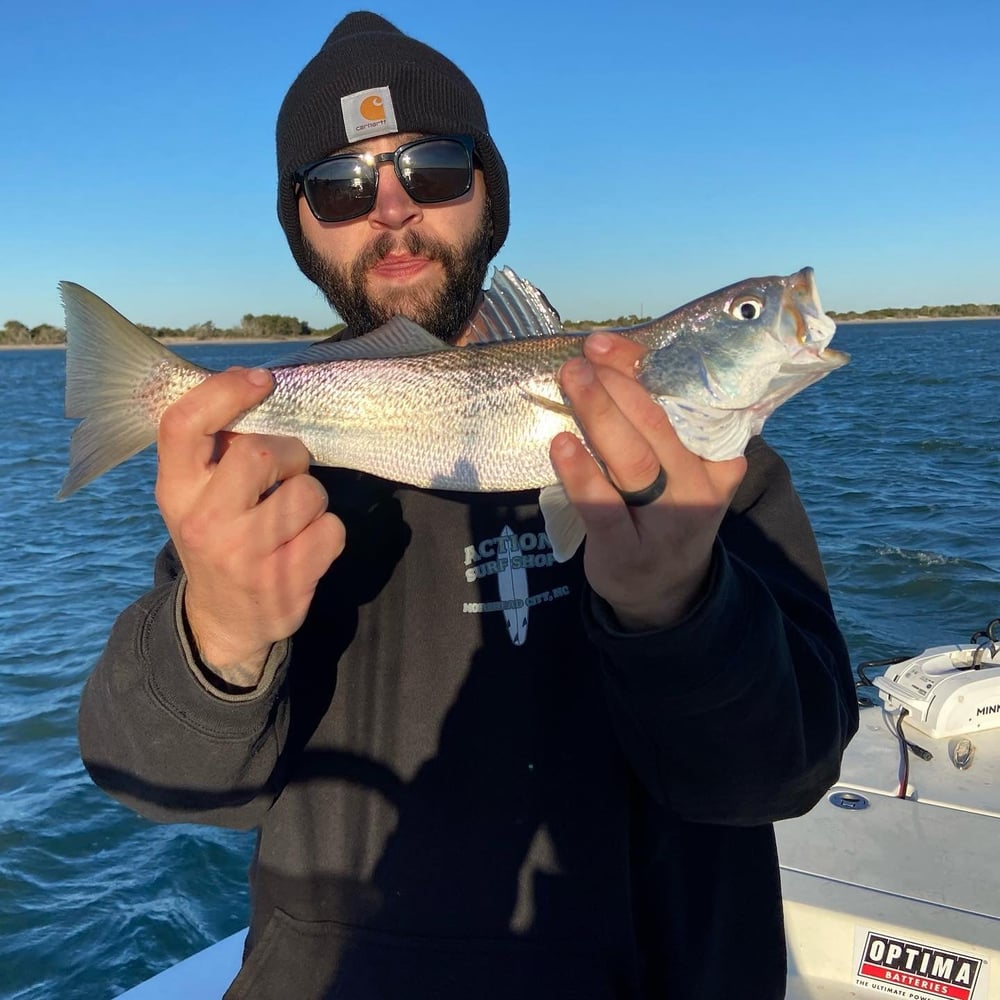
58, 266, 847, 559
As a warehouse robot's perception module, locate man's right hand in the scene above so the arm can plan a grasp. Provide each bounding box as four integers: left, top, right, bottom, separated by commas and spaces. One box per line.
155, 368, 346, 689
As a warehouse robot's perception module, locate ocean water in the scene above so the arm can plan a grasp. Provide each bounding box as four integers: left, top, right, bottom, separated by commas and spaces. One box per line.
1, 322, 998, 998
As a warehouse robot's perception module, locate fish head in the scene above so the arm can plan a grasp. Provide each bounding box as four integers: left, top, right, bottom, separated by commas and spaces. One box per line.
760, 266, 850, 407
635, 266, 849, 410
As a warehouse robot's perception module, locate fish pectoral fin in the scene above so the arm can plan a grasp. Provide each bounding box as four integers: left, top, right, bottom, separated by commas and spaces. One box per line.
659, 398, 756, 462
539, 483, 586, 562
522, 389, 574, 416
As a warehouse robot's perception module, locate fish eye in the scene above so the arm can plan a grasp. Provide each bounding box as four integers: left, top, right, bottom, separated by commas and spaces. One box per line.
729, 297, 764, 321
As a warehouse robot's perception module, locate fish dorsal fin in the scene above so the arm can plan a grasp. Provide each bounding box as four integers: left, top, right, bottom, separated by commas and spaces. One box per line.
268, 266, 560, 365
463, 266, 564, 344
270, 317, 453, 366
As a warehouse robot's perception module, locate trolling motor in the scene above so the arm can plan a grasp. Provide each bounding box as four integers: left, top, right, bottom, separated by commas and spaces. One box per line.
872, 618, 1000, 739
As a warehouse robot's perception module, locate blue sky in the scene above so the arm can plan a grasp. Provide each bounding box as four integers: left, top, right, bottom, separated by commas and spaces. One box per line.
2, 0, 996, 330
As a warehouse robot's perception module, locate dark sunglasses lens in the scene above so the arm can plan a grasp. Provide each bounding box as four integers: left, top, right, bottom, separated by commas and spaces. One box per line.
304, 158, 376, 222
400, 139, 472, 203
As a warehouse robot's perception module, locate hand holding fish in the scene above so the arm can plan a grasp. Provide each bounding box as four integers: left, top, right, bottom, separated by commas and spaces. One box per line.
155, 368, 346, 687
551, 333, 747, 632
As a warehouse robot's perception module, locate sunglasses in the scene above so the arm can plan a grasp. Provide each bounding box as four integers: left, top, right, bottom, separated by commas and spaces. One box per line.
294, 134, 477, 224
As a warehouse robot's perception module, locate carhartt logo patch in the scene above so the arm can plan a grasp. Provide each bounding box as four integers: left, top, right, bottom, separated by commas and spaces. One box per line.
359, 95, 386, 121
341, 87, 397, 142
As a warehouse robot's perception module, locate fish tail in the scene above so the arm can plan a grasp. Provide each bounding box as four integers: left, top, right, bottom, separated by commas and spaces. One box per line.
57, 282, 206, 499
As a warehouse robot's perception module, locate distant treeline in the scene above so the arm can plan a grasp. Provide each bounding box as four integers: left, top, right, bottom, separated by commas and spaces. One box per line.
563, 314, 651, 330
0, 313, 345, 347
4, 303, 999, 346
3, 311, 649, 344
827, 303, 1000, 321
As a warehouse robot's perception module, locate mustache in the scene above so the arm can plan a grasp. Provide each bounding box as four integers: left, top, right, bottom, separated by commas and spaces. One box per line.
356, 230, 450, 272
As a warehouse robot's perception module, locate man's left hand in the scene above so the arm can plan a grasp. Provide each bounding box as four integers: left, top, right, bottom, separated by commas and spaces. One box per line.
550, 332, 747, 632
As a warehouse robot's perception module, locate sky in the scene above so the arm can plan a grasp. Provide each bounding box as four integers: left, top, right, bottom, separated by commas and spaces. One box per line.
2, 0, 997, 331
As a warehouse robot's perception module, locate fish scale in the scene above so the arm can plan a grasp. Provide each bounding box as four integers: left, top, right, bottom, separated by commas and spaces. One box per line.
234, 338, 587, 490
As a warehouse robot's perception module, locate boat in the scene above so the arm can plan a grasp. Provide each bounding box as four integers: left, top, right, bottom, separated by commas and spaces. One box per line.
780, 626, 1000, 998
117, 627, 1000, 999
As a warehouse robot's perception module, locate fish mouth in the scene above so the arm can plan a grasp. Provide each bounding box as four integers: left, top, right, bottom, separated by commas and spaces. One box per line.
783, 267, 837, 350
778, 346, 850, 374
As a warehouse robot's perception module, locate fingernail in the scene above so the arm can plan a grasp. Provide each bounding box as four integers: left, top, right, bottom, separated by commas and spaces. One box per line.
551, 434, 578, 459
586, 333, 613, 356
246, 368, 272, 388
564, 357, 594, 385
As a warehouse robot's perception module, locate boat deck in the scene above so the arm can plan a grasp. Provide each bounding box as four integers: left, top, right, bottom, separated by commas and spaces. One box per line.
781, 701, 1000, 998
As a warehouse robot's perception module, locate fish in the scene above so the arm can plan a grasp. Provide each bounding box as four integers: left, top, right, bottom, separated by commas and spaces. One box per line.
57, 266, 847, 560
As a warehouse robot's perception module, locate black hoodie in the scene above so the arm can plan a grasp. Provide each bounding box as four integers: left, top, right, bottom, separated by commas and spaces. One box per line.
79, 435, 856, 999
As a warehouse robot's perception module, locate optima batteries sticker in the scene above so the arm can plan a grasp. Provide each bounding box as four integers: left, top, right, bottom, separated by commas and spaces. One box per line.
854, 928, 990, 998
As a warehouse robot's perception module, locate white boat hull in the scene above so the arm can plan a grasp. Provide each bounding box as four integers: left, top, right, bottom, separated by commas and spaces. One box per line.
781, 651, 1000, 999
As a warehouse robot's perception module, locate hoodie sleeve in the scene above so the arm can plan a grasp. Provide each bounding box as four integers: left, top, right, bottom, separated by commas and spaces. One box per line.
584, 435, 858, 825
78, 544, 292, 828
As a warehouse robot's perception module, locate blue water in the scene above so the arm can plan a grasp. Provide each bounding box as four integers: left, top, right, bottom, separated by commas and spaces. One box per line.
1, 323, 998, 998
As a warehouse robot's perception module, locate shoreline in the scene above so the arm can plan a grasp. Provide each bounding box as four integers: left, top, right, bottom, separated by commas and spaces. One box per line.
0, 337, 310, 351
2, 314, 996, 350
832, 314, 997, 325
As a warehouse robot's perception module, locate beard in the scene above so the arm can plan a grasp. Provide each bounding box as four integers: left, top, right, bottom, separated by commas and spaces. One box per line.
301, 201, 494, 343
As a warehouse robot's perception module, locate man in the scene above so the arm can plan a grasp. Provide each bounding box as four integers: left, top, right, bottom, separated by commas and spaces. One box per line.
79, 11, 857, 999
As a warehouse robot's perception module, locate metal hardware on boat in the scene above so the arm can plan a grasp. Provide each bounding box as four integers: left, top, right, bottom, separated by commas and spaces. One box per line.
949, 737, 975, 770
828, 790, 869, 810
969, 634, 998, 669
968, 618, 1000, 669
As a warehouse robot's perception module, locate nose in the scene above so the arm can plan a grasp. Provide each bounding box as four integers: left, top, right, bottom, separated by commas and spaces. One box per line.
367, 161, 422, 230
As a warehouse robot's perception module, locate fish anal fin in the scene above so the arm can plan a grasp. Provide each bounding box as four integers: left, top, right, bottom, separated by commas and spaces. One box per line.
539, 483, 586, 562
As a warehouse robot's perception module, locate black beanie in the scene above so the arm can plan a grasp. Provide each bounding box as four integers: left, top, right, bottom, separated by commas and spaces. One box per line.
276, 11, 509, 283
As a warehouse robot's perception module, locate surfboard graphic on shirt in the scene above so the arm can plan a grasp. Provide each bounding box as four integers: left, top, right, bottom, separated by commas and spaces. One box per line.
497, 525, 529, 646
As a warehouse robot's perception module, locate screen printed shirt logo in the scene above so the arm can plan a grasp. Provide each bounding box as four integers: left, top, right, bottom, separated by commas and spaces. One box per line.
462, 524, 572, 647
341, 86, 398, 141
